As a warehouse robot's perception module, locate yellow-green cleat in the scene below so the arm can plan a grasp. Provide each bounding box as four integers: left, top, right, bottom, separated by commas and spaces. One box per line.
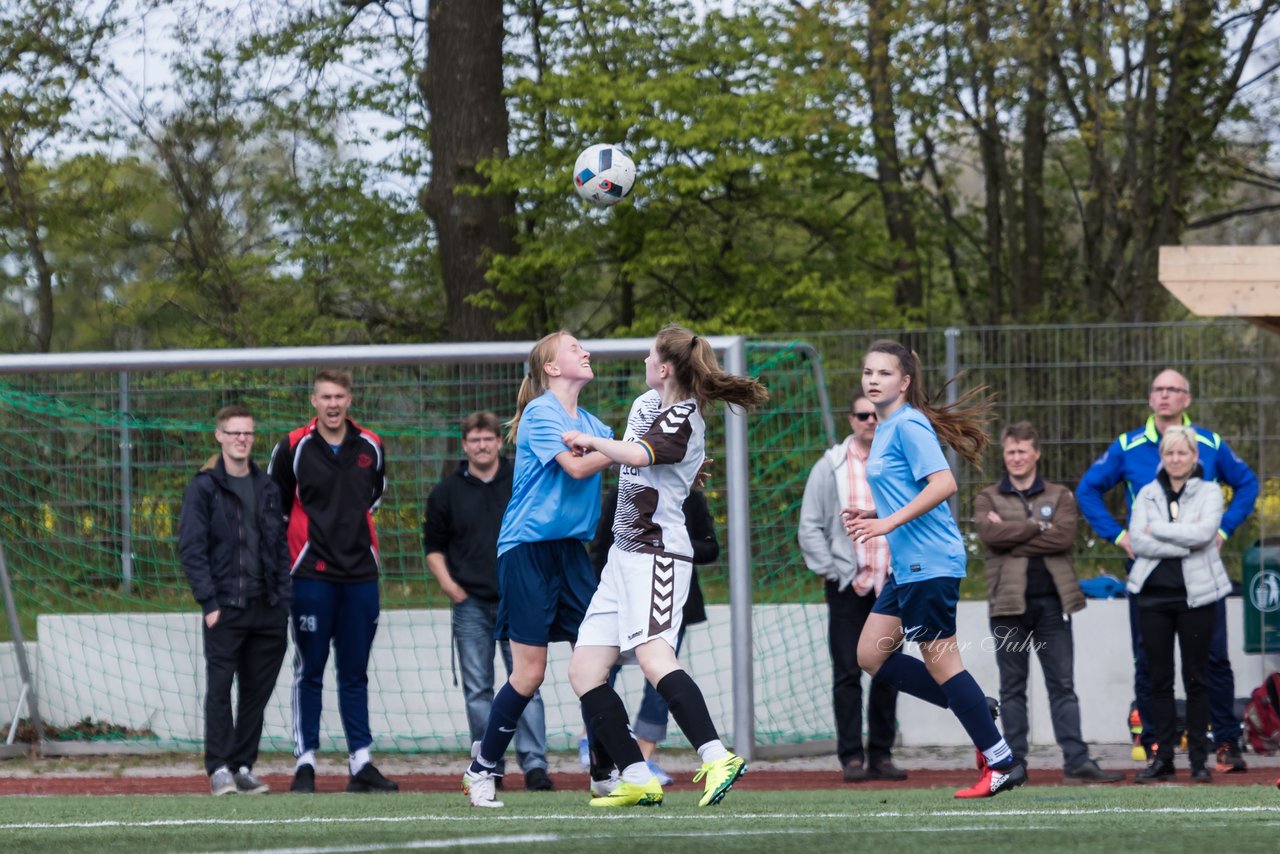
693, 753, 746, 806
588, 775, 664, 807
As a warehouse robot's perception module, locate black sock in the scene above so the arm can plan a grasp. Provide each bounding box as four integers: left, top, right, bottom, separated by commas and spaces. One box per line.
656, 669, 719, 749
580, 684, 644, 771
581, 700, 615, 781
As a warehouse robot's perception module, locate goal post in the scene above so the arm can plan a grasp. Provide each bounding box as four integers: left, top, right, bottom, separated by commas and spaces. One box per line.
0, 332, 829, 763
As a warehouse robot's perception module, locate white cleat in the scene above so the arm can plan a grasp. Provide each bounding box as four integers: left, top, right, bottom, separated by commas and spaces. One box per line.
463, 768, 503, 808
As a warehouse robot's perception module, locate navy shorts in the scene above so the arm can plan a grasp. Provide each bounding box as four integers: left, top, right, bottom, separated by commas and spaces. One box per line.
495, 539, 597, 647
870, 574, 960, 643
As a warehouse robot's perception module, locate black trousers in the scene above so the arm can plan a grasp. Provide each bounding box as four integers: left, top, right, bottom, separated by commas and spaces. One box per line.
827, 580, 898, 765
1138, 597, 1215, 768
990, 595, 1088, 769
203, 598, 289, 774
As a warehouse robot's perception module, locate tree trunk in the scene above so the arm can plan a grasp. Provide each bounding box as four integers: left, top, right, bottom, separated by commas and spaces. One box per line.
865, 0, 923, 312
421, 0, 520, 341
1019, 0, 1049, 320
0, 134, 53, 352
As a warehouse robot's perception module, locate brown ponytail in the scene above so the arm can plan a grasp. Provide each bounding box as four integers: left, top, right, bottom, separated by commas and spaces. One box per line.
655, 324, 769, 412
865, 339, 994, 468
506, 331, 568, 444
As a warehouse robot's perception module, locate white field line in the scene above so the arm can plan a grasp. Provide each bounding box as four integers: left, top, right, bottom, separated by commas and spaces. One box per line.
217, 829, 820, 854
3, 804, 1279, 831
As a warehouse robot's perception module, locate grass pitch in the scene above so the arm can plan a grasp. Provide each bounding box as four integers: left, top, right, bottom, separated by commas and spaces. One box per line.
2, 785, 1278, 853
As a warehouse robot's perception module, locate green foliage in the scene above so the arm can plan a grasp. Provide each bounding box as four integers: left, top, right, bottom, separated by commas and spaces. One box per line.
486, 0, 899, 336
3, 1, 1279, 348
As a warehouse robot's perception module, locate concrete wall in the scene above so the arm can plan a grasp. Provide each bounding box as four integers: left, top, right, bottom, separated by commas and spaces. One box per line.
2, 600, 1277, 752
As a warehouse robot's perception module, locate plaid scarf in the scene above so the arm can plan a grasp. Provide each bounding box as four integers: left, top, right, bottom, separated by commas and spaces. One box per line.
846, 441, 891, 596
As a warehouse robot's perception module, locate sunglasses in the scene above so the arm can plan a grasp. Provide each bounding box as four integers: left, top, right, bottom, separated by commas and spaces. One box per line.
853, 412, 878, 421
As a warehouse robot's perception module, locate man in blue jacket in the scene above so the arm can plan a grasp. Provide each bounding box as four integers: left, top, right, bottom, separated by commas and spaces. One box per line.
179, 404, 291, 796
1076, 369, 1258, 772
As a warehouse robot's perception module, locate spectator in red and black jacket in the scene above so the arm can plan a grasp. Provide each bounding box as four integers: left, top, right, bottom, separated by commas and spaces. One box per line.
268, 368, 398, 795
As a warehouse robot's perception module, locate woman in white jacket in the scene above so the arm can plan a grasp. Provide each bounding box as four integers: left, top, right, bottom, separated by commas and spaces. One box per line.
1127, 425, 1232, 784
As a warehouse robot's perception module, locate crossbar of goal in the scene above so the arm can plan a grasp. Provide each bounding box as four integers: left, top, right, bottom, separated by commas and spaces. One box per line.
0, 337, 760, 760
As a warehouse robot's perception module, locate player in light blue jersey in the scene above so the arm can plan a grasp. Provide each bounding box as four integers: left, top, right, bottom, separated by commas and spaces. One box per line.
463, 331, 614, 808
843, 339, 1025, 799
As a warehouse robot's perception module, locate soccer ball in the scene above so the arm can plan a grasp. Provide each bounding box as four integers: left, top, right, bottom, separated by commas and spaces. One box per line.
573, 143, 636, 207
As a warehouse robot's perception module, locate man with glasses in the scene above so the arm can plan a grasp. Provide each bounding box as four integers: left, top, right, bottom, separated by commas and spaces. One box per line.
424, 411, 554, 792
1077, 369, 1258, 772
799, 390, 905, 782
179, 405, 291, 795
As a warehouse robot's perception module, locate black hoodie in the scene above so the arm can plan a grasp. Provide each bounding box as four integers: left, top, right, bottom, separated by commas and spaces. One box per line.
423, 457, 513, 601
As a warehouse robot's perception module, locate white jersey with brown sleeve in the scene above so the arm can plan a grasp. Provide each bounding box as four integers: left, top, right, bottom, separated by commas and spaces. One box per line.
612, 389, 704, 560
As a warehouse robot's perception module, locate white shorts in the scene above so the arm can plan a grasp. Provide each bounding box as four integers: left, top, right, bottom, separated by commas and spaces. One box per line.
577, 545, 692, 657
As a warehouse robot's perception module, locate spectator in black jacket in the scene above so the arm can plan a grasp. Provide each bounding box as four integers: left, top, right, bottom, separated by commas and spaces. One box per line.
589, 484, 719, 785
269, 369, 398, 794
424, 411, 553, 791
179, 404, 290, 796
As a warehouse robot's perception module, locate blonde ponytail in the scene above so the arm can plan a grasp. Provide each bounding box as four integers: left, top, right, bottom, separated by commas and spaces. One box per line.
505, 331, 569, 444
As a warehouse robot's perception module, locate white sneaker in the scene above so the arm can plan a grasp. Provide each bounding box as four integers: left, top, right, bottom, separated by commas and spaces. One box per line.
463, 768, 503, 808
234, 766, 270, 794
210, 766, 236, 796
590, 769, 622, 797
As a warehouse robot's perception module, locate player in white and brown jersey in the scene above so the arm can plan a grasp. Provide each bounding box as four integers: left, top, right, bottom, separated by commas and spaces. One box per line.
562, 325, 767, 809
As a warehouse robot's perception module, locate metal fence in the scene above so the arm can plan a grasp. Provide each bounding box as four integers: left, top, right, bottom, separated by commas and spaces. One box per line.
787, 320, 1279, 581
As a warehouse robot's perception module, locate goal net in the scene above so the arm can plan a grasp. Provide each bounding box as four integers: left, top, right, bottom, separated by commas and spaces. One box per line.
0, 338, 836, 758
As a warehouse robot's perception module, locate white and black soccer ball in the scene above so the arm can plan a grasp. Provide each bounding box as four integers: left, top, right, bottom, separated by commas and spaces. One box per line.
573, 143, 636, 207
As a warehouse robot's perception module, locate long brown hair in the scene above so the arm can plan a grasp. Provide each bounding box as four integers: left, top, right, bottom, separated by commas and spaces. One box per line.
865, 339, 994, 467
506, 330, 570, 444
655, 325, 769, 412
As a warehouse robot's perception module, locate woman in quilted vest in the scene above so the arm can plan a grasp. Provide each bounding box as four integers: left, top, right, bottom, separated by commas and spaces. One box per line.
1127, 425, 1232, 784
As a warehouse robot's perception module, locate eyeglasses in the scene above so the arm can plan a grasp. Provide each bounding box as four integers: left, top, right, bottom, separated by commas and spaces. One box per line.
1150, 386, 1188, 395
853, 412, 878, 421
219, 431, 255, 439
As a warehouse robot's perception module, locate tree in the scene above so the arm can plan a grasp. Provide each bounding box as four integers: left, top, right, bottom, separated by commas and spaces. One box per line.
483, 0, 900, 336
419, 0, 521, 341
0, 1, 119, 352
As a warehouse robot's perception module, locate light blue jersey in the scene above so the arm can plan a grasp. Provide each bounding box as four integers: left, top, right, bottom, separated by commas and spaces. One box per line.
497, 391, 613, 556
865, 404, 966, 582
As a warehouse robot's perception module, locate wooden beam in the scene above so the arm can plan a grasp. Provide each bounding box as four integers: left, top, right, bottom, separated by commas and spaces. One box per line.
1159, 246, 1280, 322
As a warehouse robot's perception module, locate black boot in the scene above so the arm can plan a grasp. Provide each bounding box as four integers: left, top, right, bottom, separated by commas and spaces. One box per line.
1134, 757, 1175, 784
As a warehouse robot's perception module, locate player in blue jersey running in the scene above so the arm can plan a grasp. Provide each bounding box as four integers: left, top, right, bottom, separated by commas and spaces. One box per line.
462, 331, 615, 808
562, 324, 768, 808
843, 339, 1025, 799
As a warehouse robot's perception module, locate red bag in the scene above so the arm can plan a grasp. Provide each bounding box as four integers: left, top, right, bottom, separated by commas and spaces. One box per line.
1242, 672, 1280, 755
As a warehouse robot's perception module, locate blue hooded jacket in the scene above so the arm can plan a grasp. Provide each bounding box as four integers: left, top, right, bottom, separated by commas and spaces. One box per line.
1076, 414, 1258, 544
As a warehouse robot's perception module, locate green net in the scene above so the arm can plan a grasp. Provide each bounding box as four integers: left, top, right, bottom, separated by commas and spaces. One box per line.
0, 343, 839, 753
2, 322, 1276, 755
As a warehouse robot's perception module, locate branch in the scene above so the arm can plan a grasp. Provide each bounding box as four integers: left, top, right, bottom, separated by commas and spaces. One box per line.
1186, 202, 1280, 229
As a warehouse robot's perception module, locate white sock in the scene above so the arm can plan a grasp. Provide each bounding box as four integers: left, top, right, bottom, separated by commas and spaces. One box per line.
982, 739, 1013, 770
697, 740, 729, 763
295, 752, 315, 771
349, 746, 372, 775
621, 761, 652, 785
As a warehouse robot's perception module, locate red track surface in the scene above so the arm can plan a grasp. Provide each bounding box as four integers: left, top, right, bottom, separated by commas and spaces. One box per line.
2, 767, 1277, 796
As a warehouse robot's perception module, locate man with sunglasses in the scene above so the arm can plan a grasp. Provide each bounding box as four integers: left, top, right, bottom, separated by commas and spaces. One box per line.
179, 405, 291, 795
1077, 369, 1258, 772
799, 389, 905, 782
